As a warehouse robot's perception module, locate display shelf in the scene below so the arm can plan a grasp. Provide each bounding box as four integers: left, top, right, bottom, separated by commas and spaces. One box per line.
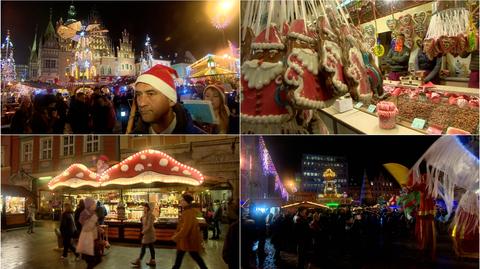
384, 80, 479, 97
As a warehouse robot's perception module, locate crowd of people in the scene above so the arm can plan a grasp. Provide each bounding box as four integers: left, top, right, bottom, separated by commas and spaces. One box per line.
241, 204, 451, 269
8, 89, 119, 134
51, 194, 240, 269
6, 66, 240, 135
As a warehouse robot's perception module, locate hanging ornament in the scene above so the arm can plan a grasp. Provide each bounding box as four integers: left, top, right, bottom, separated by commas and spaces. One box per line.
373, 38, 385, 57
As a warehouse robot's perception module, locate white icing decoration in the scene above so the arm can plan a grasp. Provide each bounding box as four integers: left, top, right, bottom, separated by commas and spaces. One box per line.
63, 171, 70, 176
89, 173, 97, 179
134, 164, 144, 172
159, 158, 169, 167
121, 165, 129, 172
140, 155, 147, 160
147, 163, 152, 167
242, 60, 284, 90
171, 166, 179, 172
76, 172, 84, 178
183, 170, 192, 176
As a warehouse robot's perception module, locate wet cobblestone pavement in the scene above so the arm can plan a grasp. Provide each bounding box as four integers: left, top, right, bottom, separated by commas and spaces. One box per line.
1, 220, 229, 269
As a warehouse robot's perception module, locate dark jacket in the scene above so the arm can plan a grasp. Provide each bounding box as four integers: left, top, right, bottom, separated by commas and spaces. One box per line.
68, 99, 90, 134
60, 212, 77, 237
386, 47, 410, 72
415, 51, 441, 83
74, 207, 83, 237
222, 220, 239, 268
133, 103, 206, 134
10, 108, 32, 134
294, 215, 310, 243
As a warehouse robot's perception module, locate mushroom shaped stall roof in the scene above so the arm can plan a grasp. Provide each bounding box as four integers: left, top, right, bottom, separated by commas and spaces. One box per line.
48, 164, 101, 190
100, 149, 204, 187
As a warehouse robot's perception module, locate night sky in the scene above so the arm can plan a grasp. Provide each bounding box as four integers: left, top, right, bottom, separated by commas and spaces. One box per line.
261, 136, 443, 185
1, 1, 239, 65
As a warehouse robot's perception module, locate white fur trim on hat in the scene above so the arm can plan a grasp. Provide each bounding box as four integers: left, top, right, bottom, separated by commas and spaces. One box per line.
251, 43, 285, 50
288, 32, 315, 44
135, 74, 177, 103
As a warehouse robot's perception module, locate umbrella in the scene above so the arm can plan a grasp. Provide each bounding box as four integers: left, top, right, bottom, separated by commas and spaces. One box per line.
383, 163, 410, 186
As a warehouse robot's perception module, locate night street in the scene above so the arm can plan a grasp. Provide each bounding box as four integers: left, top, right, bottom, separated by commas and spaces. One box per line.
1, 220, 229, 269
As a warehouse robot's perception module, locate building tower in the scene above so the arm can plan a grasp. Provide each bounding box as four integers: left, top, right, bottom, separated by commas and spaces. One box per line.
116, 29, 135, 76
28, 27, 39, 80
38, 8, 60, 83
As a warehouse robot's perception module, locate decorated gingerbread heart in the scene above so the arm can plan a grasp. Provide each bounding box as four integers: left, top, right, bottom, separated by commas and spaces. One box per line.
363, 25, 375, 37
414, 24, 426, 38
438, 35, 456, 54
413, 11, 427, 25
423, 38, 436, 60
405, 37, 413, 49
402, 26, 413, 38
386, 18, 397, 31
399, 14, 412, 27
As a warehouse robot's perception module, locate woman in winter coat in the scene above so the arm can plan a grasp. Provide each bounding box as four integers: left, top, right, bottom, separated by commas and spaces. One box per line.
171, 193, 208, 269
76, 197, 101, 269
131, 203, 156, 267
60, 203, 80, 260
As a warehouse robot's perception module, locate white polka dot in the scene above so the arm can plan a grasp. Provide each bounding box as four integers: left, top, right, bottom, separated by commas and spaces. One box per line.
183, 170, 191, 176
76, 172, 84, 178
159, 158, 168, 167
171, 166, 179, 172
121, 165, 129, 172
147, 163, 152, 167
135, 164, 144, 172
63, 171, 70, 176
103, 174, 110, 180
89, 173, 97, 179
148, 150, 155, 154
141, 155, 147, 160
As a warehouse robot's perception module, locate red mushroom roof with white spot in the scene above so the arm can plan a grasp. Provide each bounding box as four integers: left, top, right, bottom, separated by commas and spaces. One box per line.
100, 150, 204, 186
48, 164, 101, 190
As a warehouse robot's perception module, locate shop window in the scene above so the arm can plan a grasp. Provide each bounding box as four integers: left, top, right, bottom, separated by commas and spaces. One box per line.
61, 136, 75, 157
21, 141, 33, 162
84, 135, 99, 153
40, 137, 53, 160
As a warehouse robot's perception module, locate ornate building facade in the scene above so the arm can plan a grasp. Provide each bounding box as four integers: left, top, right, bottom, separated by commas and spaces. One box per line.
28, 5, 135, 83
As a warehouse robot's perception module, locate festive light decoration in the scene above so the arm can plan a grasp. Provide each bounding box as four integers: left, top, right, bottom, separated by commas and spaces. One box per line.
48, 164, 101, 190
258, 137, 289, 200
141, 35, 154, 72
1, 30, 16, 87
208, 0, 235, 30
48, 149, 204, 190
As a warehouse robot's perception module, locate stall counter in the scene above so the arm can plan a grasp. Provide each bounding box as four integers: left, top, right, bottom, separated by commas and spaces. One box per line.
104, 217, 208, 245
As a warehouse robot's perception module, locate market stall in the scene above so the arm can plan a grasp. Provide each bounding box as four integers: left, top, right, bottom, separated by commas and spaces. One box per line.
240, 0, 478, 134
1, 184, 34, 229
48, 149, 209, 244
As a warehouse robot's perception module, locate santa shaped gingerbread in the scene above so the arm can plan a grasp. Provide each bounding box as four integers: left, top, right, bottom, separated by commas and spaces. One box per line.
284, 19, 335, 109
241, 24, 303, 134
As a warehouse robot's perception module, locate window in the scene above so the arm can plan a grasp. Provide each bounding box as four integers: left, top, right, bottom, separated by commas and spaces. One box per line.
43, 59, 56, 69
84, 135, 99, 153
39, 137, 52, 160
21, 141, 33, 162
61, 136, 75, 156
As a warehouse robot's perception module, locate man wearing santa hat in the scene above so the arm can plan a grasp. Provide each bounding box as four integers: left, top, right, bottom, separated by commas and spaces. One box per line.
133, 65, 205, 134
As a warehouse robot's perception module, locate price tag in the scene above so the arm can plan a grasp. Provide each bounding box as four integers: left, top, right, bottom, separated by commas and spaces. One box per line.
367, 104, 377, 113
411, 118, 426, 129
354, 102, 363, 109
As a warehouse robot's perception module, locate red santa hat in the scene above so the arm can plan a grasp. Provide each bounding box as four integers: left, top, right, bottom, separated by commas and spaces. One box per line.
135, 64, 179, 102
288, 19, 315, 44
251, 24, 285, 50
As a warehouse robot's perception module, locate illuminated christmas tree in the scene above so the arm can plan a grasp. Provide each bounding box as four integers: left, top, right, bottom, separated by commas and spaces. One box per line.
141, 35, 154, 72
1, 30, 16, 87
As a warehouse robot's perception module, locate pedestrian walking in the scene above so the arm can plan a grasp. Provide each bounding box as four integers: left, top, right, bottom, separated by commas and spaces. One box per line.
60, 203, 80, 260
171, 193, 208, 269
211, 200, 223, 239
76, 197, 102, 269
26, 203, 36, 234
74, 199, 85, 239
131, 203, 156, 267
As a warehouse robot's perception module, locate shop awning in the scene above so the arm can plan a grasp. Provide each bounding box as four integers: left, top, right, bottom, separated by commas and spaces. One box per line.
48, 150, 205, 190
189, 66, 236, 78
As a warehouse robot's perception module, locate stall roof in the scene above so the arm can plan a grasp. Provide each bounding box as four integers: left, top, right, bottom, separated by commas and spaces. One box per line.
48, 149, 204, 190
